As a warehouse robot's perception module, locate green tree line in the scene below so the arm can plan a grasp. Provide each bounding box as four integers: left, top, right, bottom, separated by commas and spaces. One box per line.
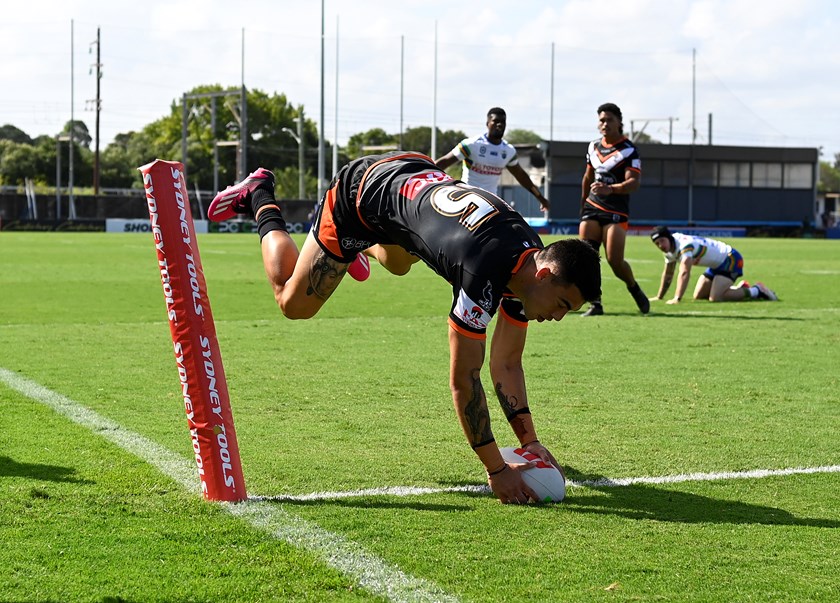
2, 84, 838, 198
0, 85, 471, 200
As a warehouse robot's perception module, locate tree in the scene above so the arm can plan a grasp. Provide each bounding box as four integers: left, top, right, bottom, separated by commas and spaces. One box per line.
403, 126, 466, 158
62, 120, 93, 149
274, 166, 318, 201
345, 128, 394, 159
0, 136, 91, 187
505, 129, 542, 144
121, 86, 326, 196
0, 124, 33, 145
631, 131, 662, 144
0, 141, 41, 185
818, 161, 840, 193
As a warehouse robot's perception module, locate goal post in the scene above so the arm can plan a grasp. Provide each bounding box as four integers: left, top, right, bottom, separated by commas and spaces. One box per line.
139, 159, 246, 502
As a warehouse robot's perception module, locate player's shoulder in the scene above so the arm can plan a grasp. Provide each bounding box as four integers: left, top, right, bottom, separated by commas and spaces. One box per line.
618, 137, 641, 156
673, 231, 691, 243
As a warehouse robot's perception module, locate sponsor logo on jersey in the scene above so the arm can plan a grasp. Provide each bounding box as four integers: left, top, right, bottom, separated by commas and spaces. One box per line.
469, 163, 504, 176
399, 170, 452, 200
455, 289, 491, 330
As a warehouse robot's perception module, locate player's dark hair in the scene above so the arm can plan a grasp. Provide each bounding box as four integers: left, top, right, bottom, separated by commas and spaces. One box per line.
538, 239, 602, 302
650, 225, 676, 249
597, 102, 622, 121
487, 107, 506, 119
650, 225, 671, 241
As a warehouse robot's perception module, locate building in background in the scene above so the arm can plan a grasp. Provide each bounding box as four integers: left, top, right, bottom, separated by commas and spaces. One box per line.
500, 142, 819, 235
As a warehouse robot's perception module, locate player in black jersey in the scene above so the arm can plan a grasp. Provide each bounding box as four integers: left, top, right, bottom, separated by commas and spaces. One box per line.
209, 152, 601, 504
578, 103, 650, 316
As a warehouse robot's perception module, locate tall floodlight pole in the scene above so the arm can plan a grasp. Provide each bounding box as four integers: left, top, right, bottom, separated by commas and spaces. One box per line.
688, 47, 696, 225
546, 42, 555, 207
240, 28, 247, 181
181, 93, 188, 173
69, 19, 75, 213
318, 0, 326, 200
92, 27, 101, 198
431, 21, 438, 160
400, 35, 405, 150
298, 110, 305, 198
333, 15, 339, 175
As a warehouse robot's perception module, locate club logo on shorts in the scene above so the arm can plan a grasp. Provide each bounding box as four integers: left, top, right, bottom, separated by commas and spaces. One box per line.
341, 237, 373, 251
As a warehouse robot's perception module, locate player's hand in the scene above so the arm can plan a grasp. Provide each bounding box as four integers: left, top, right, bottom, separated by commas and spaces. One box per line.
666, 297, 681, 305
488, 465, 538, 504
590, 181, 612, 196
522, 441, 564, 479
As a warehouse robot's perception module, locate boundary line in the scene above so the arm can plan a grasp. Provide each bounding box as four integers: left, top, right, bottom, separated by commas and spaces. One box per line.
0, 368, 459, 603
253, 464, 840, 503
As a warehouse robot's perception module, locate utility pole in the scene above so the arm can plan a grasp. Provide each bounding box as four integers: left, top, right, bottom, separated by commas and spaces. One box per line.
69, 19, 75, 217
89, 27, 102, 198
318, 0, 325, 200
298, 109, 305, 198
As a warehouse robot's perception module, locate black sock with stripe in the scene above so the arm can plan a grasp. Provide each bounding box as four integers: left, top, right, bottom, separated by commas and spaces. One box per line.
251, 187, 287, 240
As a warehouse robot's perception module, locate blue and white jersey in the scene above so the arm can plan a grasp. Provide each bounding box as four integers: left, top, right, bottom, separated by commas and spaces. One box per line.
450, 134, 519, 195
666, 233, 733, 268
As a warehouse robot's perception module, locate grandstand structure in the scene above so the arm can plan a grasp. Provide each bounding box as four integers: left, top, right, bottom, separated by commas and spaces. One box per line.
502, 142, 820, 236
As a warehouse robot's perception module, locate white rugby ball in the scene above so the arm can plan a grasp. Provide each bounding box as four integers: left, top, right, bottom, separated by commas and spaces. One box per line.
500, 447, 566, 502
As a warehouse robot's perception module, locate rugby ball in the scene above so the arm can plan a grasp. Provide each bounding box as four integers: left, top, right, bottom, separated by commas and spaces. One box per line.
500, 447, 566, 502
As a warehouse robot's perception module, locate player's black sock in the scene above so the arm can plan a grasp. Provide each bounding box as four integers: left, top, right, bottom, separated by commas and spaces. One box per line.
256, 206, 287, 240
251, 188, 276, 216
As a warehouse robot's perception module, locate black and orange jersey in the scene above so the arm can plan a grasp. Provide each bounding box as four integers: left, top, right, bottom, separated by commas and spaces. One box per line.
583, 137, 641, 216
312, 151, 543, 338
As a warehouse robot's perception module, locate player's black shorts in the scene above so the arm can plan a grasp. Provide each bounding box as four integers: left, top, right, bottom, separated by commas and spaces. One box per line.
580, 203, 629, 227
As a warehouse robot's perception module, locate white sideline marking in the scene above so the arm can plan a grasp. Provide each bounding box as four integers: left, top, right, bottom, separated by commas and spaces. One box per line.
0, 368, 459, 603
254, 467, 840, 502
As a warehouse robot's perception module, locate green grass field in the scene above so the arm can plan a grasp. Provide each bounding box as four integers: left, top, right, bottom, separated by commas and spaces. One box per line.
1, 231, 838, 603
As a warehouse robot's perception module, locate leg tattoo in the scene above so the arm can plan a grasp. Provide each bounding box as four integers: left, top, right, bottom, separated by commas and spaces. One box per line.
307, 250, 347, 300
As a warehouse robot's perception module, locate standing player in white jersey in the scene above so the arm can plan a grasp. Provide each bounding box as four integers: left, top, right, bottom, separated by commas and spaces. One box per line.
648, 226, 779, 303
435, 107, 550, 212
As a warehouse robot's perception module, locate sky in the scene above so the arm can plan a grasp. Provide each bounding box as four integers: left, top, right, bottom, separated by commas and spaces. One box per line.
2, 0, 839, 163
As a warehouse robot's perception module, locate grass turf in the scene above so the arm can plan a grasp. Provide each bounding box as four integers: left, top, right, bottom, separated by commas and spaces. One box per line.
0, 231, 837, 602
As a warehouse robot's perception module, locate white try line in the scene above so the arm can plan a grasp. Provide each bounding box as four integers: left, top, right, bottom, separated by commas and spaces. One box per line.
0, 367, 459, 603
253, 464, 840, 503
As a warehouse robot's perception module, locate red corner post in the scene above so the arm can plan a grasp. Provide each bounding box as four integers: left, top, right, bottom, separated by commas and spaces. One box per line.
139, 159, 246, 502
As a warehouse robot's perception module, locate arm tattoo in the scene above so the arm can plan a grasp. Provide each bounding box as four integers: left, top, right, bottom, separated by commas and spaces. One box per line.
464, 368, 493, 446
495, 382, 525, 421
307, 250, 346, 300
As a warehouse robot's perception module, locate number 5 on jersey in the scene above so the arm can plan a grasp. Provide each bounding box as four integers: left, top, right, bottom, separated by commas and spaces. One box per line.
430, 185, 501, 231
